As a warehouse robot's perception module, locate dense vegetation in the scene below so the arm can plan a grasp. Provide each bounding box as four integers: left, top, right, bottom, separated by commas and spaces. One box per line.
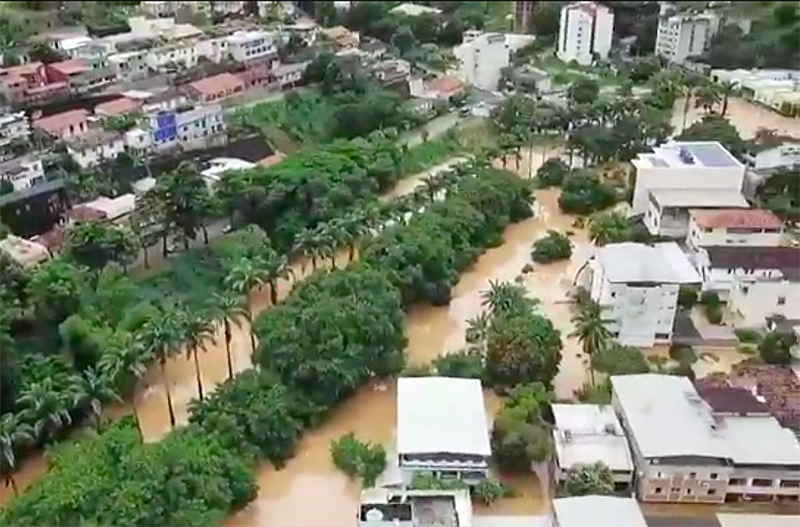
491, 383, 553, 474
563, 462, 615, 496
531, 230, 572, 263
330, 433, 387, 487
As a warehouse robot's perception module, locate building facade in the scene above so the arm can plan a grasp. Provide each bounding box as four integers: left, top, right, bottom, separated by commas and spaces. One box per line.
0, 156, 45, 192
655, 8, 716, 64
0, 110, 31, 149
729, 275, 800, 328
225, 30, 278, 67
686, 209, 784, 250
65, 129, 125, 169
644, 189, 749, 238
556, 2, 614, 66
743, 142, 800, 173
513, 1, 536, 33
693, 246, 799, 297
175, 104, 226, 149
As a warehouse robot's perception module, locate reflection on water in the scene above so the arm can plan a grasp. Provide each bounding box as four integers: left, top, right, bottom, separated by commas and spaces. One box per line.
672, 96, 800, 139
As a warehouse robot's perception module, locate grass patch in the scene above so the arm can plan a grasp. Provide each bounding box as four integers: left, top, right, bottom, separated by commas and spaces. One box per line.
231, 90, 334, 146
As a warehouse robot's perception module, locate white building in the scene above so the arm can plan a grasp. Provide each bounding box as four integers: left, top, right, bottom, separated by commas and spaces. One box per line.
711, 69, 800, 115
643, 189, 749, 238
551, 404, 634, 491
453, 31, 535, 92
585, 242, 701, 347
389, 3, 442, 17
108, 50, 150, 81
65, 129, 125, 169
201, 157, 255, 191
0, 156, 45, 191
655, 6, 717, 65
0, 110, 31, 148
225, 30, 278, 67
145, 41, 198, 71
611, 374, 800, 504
687, 209, 784, 250
397, 377, 491, 485
176, 104, 226, 148
694, 246, 799, 297
358, 488, 472, 527
744, 142, 800, 173
551, 496, 648, 527
630, 141, 746, 216
556, 2, 614, 66
729, 274, 800, 328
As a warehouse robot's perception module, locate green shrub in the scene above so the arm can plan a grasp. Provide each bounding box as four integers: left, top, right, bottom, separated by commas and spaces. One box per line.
705, 304, 723, 325
330, 433, 387, 488
735, 328, 761, 343
668, 344, 697, 364
472, 478, 509, 505
531, 230, 572, 263
411, 472, 467, 490
700, 291, 721, 307
677, 287, 698, 309
535, 158, 570, 188
433, 348, 485, 379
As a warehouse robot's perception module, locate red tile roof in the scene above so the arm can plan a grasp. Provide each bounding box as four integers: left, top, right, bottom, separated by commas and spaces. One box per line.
33, 109, 89, 135
0, 62, 43, 78
237, 65, 271, 84
425, 75, 463, 96
692, 209, 783, 230
47, 59, 89, 76
188, 72, 244, 97
95, 97, 142, 117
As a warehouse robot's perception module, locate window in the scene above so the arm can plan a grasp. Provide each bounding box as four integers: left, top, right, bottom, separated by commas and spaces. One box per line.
686, 488, 693, 495
753, 478, 773, 487
780, 480, 800, 488
671, 487, 681, 493
708, 488, 717, 495
778, 296, 786, 306
689, 472, 696, 478
710, 473, 718, 480
654, 487, 663, 494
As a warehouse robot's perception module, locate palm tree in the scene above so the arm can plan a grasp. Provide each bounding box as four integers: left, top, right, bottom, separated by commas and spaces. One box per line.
138, 312, 181, 428
292, 228, 324, 273
717, 80, 737, 117
588, 211, 630, 246
206, 292, 249, 379
466, 311, 491, 352
17, 378, 77, 443
480, 280, 537, 318
75, 367, 120, 429
176, 308, 215, 400
694, 84, 721, 114
0, 412, 34, 495
338, 212, 367, 262
420, 173, 446, 202
261, 250, 293, 305
569, 300, 612, 386
98, 333, 151, 437
225, 258, 267, 352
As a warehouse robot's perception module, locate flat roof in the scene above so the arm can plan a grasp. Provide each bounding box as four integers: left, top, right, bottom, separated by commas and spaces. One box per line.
552, 404, 634, 473
596, 242, 701, 284
611, 374, 800, 464
553, 497, 648, 527
648, 189, 749, 209
397, 377, 491, 457
634, 141, 742, 169
717, 514, 800, 527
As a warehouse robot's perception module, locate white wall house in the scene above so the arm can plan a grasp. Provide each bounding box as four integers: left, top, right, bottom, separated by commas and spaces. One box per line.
145, 41, 198, 71
693, 246, 799, 297
225, 30, 278, 67
655, 6, 716, 64
644, 189, 749, 238
108, 51, 150, 82
711, 69, 800, 114
175, 104, 226, 149
453, 31, 534, 92
0, 156, 45, 192
551, 404, 635, 491
556, 2, 614, 66
0, 110, 31, 148
687, 209, 784, 250
729, 275, 800, 328
397, 377, 491, 486
586, 242, 701, 347
611, 374, 800, 504
743, 142, 800, 173
201, 157, 255, 191
65, 129, 125, 169
630, 141, 746, 216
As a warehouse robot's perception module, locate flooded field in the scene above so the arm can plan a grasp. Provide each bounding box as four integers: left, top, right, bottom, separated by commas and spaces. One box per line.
672, 96, 800, 138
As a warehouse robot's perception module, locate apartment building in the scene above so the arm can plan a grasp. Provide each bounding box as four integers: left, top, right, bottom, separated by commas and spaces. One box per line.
693, 246, 800, 297
454, 31, 534, 92
175, 104, 226, 149
551, 404, 635, 491
146, 41, 199, 72
0, 110, 31, 149
630, 141, 746, 216
655, 6, 717, 64
556, 2, 614, 66
729, 273, 800, 328
0, 156, 45, 192
611, 374, 800, 504
644, 189, 749, 238
513, 1, 536, 33
687, 209, 784, 250
397, 377, 491, 486
32, 109, 90, 140
585, 242, 701, 347
108, 50, 151, 82
65, 129, 125, 169
225, 30, 278, 67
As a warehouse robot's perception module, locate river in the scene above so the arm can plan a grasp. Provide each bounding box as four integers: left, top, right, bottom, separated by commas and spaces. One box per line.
672, 96, 800, 138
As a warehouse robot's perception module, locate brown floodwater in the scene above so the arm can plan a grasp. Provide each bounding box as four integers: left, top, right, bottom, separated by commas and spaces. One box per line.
672, 96, 800, 139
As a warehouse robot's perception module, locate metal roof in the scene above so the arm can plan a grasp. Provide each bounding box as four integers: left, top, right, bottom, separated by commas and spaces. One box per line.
553, 497, 648, 527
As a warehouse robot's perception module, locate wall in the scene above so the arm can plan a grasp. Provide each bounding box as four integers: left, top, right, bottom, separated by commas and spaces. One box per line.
639, 465, 730, 503
454, 33, 511, 91
67, 138, 125, 169
3, 159, 45, 191
729, 279, 800, 327
631, 164, 745, 215
686, 217, 783, 250
751, 145, 800, 172
645, 199, 691, 238
699, 265, 785, 297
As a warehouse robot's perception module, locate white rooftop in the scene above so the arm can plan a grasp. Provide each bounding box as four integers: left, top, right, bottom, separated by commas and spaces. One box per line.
226, 29, 274, 44
648, 188, 750, 209
717, 514, 800, 527
595, 242, 701, 284
201, 157, 256, 182
79, 194, 136, 220
60, 36, 93, 51
552, 497, 648, 527
390, 3, 442, 16
551, 404, 634, 473
611, 374, 800, 464
397, 377, 491, 457
633, 141, 743, 169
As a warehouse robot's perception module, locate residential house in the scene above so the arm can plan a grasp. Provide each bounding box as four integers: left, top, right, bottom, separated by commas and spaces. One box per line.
397, 377, 491, 485
687, 209, 784, 251
371, 59, 411, 93
146, 41, 199, 72
611, 374, 800, 504
95, 97, 143, 118
0, 62, 69, 105
44, 59, 90, 84
65, 129, 125, 169
32, 109, 90, 140
655, 4, 717, 65
127, 16, 203, 42
557, 2, 615, 66
360, 39, 388, 61
0, 156, 45, 192
236, 65, 272, 89
389, 3, 441, 16
743, 141, 800, 173
108, 50, 151, 81
123, 88, 188, 113
551, 496, 648, 527
643, 189, 749, 238
551, 404, 635, 491
630, 141, 746, 216
0, 235, 50, 268
225, 30, 278, 68
693, 246, 800, 297
357, 488, 471, 527
271, 62, 307, 88
454, 31, 535, 92
182, 72, 245, 103
279, 21, 319, 46
71, 194, 136, 223
508, 65, 553, 94
201, 157, 255, 190
0, 110, 31, 149
68, 67, 117, 95
175, 104, 226, 150
421, 75, 465, 102
583, 242, 701, 347
712, 69, 800, 116
729, 271, 800, 327
320, 26, 360, 50
0, 177, 69, 239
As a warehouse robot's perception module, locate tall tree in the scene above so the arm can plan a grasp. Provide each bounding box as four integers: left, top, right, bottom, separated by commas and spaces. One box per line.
225, 257, 267, 352
138, 310, 181, 428
75, 367, 120, 429
65, 222, 138, 274
206, 292, 250, 379
98, 332, 151, 437
0, 412, 34, 495
569, 299, 612, 386
17, 378, 77, 443
177, 308, 215, 400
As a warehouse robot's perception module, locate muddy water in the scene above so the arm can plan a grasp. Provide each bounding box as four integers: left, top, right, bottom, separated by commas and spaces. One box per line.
672, 96, 800, 138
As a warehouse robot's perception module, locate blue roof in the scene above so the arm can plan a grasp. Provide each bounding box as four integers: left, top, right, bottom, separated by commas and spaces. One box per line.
684, 143, 739, 168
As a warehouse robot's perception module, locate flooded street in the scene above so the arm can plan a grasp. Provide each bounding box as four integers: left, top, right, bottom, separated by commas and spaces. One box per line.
671, 96, 800, 138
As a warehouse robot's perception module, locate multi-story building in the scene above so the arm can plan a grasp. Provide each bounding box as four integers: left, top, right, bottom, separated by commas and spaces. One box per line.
65, 129, 126, 169
712, 69, 800, 116
729, 273, 800, 328
146, 41, 199, 72
175, 104, 226, 149
0, 110, 31, 149
686, 209, 784, 250
0, 155, 45, 192
225, 30, 278, 67
454, 31, 534, 92
357, 488, 472, 527
397, 377, 491, 486
32, 109, 90, 141
584, 242, 701, 347
0, 62, 69, 105
556, 2, 614, 66
643, 189, 749, 238
108, 50, 151, 82
694, 246, 800, 298
630, 141, 746, 216
611, 374, 800, 504
513, 1, 536, 33
655, 5, 717, 64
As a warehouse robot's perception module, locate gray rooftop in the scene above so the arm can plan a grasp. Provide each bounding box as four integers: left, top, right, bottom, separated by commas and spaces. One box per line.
553, 497, 648, 527
552, 404, 634, 473
636, 141, 743, 169
684, 142, 740, 167
595, 242, 701, 284
648, 189, 750, 209
611, 374, 800, 464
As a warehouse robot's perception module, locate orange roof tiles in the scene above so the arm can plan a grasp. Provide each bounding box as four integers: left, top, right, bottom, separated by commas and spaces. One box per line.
33, 109, 89, 135
95, 97, 142, 117
692, 208, 783, 230
425, 75, 463, 95
187, 72, 245, 97
48, 59, 89, 76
